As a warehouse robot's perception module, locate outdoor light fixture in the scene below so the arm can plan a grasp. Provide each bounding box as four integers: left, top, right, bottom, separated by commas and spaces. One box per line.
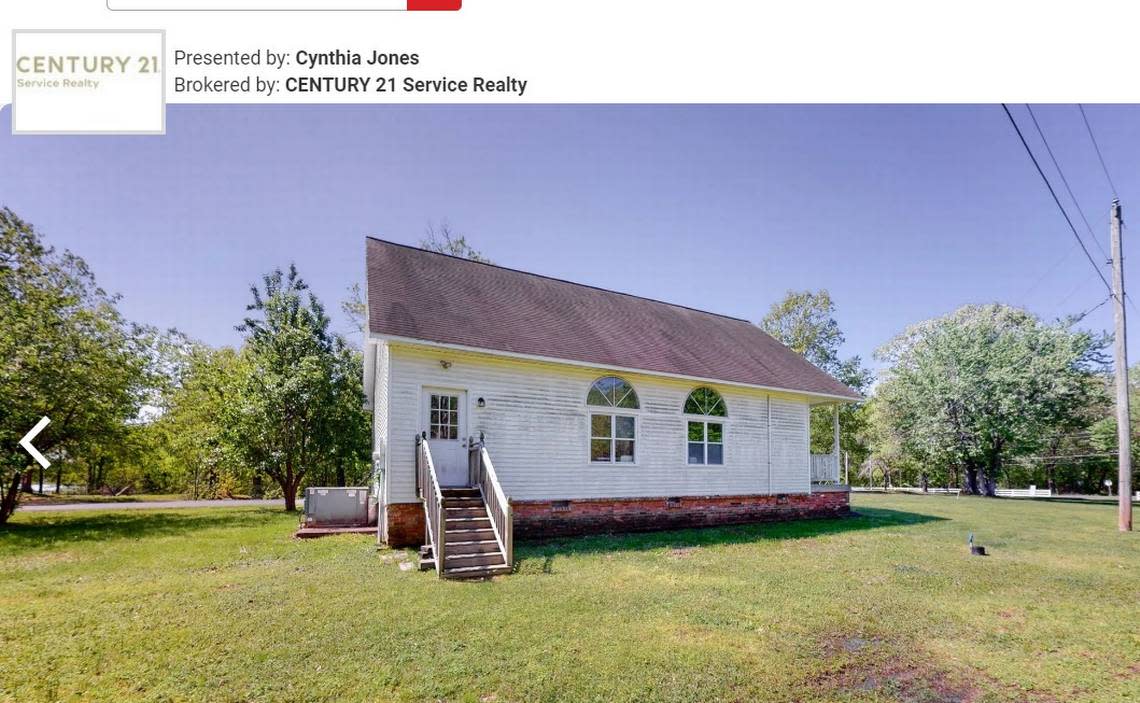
439, 360, 452, 370
477, 397, 485, 408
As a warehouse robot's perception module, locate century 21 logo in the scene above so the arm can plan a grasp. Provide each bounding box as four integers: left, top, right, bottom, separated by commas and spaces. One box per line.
15, 55, 160, 74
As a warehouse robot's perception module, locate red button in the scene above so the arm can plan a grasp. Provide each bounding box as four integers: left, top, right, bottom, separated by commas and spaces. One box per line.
407, 0, 461, 9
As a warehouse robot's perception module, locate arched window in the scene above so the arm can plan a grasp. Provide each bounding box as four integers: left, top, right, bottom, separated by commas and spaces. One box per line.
685, 387, 725, 465
587, 376, 639, 463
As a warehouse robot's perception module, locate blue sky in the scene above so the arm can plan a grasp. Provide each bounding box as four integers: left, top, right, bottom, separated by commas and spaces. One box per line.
2, 104, 1138, 372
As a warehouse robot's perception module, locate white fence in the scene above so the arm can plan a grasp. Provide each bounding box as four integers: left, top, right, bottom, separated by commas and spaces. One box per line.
851, 486, 960, 496
855, 486, 1140, 500
995, 486, 1052, 498
810, 454, 839, 483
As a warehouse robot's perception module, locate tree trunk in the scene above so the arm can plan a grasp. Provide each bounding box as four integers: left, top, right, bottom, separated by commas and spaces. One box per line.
336, 464, 346, 488
964, 463, 981, 495
1, 472, 23, 524
983, 473, 997, 497
55, 466, 62, 494
20, 470, 32, 493
983, 449, 1001, 497
283, 480, 298, 511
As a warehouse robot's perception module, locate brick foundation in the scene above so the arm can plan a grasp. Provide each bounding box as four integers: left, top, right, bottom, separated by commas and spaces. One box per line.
383, 491, 850, 545
384, 502, 425, 548
512, 490, 850, 540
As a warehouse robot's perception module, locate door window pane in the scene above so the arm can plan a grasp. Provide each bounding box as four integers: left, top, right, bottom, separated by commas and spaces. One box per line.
429, 394, 459, 441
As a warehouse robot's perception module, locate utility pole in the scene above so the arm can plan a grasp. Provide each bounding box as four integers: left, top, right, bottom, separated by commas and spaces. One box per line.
1110, 199, 1132, 532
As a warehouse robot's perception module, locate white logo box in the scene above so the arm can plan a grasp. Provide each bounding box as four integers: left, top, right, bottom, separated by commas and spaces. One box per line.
12, 30, 165, 135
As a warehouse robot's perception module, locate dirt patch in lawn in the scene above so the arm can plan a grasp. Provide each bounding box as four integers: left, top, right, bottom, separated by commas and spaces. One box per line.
813, 634, 1061, 703
811, 663, 981, 703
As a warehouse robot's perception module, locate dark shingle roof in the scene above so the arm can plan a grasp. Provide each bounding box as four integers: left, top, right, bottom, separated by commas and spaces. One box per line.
366, 238, 859, 400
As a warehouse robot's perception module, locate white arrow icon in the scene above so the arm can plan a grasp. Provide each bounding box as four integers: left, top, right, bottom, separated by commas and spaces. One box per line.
19, 416, 51, 470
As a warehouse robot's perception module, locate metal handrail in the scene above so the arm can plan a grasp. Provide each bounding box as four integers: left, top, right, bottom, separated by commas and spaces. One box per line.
416, 433, 446, 576
469, 434, 513, 568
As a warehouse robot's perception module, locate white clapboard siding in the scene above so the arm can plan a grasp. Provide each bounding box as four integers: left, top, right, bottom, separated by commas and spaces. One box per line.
372, 342, 391, 499
382, 343, 814, 503
769, 398, 809, 494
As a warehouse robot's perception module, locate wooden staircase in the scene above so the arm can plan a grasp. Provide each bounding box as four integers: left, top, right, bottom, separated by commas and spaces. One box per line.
416, 434, 514, 580
419, 487, 511, 578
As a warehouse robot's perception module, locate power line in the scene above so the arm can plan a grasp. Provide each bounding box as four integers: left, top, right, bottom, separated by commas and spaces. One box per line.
1001, 104, 1113, 296
1056, 269, 1104, 311
1025, 105, 1109, 262
1078, 105, 1120, 199
1021, 240, 1080, 302
1072, 294, 1112, 324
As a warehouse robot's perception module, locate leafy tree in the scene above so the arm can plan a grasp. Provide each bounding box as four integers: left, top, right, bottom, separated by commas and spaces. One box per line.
151, 344, 249, 498
0, 208, 150, 522
420, 222, 493, 263
312, 340, 371, 488
341, 282, 367, 337
230, 265, 368, 510
760, 289, 872, 459
762, 290, 847, 373
874, 304, 1108, 495
1080, 365, 1140, 494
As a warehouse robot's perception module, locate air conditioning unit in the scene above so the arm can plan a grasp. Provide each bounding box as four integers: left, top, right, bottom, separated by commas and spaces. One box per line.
303, 487, 373, 527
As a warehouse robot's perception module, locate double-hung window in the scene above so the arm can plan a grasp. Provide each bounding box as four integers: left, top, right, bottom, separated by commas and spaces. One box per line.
685, 387, 726, 465
587, 376, 639, 463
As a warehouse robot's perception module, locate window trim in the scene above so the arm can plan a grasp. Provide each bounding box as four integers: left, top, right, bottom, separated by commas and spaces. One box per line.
585, 375, 640, 466
686, 419, 725, 466
420, 385, 469, 445
683, 387, 727, 467
683, 386, 728, 418
589, 412, 638, 465
428, 392, 462, 441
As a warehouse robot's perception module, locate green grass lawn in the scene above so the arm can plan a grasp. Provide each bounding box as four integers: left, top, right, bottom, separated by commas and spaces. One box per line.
1, 494, 1137, 703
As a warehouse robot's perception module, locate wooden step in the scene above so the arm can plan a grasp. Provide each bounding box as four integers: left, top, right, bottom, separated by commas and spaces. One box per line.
444, 551, 505, 568
445, 515, 491, 527
444, 506, 489, 519
446, 539, 501, 555
440, 487, 481, 498
446, 526, 496, 542
443, 562, 513, 579
442, 497, 484, 508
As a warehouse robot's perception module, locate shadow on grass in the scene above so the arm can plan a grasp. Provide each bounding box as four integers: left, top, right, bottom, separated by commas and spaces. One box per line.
513, 507, 944, 571
0, 507, 290, 551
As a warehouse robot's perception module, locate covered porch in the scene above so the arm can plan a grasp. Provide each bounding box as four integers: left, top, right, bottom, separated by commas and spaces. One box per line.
809, 401, 849, 486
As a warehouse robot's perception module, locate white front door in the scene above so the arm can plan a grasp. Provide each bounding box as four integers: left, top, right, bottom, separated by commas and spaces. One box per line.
422, 388, 468, 486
